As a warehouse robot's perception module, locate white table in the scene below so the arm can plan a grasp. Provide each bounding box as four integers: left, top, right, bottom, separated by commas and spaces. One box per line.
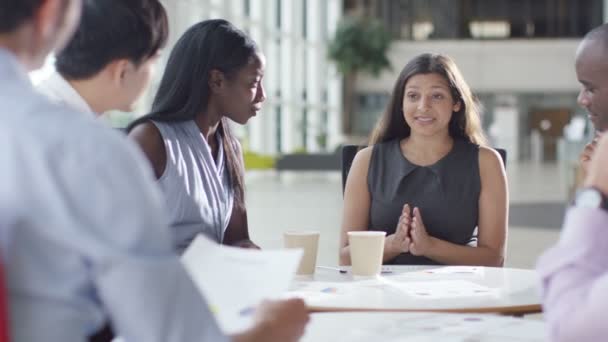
301, 312, 547, 342
289, 266, 541, 315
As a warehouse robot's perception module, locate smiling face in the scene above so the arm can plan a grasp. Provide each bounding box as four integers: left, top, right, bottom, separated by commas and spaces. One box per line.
402, 72, 461, 138
576, 39, 608, 132
217, 52, 266, 125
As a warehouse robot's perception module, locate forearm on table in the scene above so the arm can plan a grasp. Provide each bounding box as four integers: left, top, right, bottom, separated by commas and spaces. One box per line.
424, 237, 504, 266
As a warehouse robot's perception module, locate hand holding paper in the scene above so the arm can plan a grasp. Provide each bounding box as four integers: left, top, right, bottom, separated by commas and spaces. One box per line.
182, 235, 303, 333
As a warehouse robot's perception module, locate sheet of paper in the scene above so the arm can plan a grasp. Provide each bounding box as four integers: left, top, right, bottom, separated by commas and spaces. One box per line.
182, 235, 302, 334
287, 281, 357, 302
414, 266, 484, 275
307, 313, 546, 342
383, 279, 498, 299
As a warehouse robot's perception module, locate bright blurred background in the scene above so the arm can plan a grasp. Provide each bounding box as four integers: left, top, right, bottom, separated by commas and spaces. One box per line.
31, 0, 608, 270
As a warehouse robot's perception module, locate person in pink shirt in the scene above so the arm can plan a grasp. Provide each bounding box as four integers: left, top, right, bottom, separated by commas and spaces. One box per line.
537, 28, 608, 339
538, 133, 608, 341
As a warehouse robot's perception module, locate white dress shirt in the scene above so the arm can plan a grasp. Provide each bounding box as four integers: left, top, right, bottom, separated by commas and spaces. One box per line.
36, 70, 94, 115
0, 48, 228, 342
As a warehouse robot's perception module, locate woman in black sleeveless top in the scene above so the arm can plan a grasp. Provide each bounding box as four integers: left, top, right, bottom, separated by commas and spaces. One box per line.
340, 53, 508, 266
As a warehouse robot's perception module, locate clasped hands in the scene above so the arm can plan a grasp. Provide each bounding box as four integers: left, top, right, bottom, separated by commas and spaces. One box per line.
385, 204, 433, 256
580, 132, 603, 175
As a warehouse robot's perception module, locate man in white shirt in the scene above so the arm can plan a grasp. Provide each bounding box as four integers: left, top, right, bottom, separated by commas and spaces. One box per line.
0, 0, 308, 341
36, 0, 166, 116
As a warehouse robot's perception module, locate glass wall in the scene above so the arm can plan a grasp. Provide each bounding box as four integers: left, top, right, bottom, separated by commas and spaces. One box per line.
354, 90, 590, 162
127, 0, 343, 155
345, 0, 600, 162
347, 0, 603, 40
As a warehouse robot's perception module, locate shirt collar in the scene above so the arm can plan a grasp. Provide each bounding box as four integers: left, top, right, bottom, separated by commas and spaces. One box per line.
37, 71, 95, 116
0, 48, 31, 86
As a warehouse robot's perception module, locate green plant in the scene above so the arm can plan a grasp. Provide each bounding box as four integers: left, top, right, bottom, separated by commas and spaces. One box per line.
328, 17, 392, 76
291, 147, 308, 155
328, 16, 392, 134
243, 150, 276, 170
316, 132, 327, 149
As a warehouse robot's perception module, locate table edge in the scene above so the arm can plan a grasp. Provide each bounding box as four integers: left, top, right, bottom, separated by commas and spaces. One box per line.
307, 304, 542, 316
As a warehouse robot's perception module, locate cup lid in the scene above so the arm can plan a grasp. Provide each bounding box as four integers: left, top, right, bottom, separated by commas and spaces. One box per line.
284, 231, 320, 235
347, 231, 386, 236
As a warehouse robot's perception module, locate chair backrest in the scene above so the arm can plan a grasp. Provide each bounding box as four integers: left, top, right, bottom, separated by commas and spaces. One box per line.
341, 144, 507, 193
341, 145, 362, 193
495, 148, 507, 168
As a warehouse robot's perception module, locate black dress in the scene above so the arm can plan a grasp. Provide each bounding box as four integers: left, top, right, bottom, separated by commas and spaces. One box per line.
367, 138, 481, 265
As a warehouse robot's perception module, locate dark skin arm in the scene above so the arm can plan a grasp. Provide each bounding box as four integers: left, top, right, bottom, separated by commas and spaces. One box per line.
129, 122, 166, 179
223, 204, 259, 248
128, 122, 258, 248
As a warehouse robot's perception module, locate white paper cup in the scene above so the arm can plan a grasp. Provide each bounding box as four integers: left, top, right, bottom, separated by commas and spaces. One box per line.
283, 231, 320, 275
348, 231, 386, 277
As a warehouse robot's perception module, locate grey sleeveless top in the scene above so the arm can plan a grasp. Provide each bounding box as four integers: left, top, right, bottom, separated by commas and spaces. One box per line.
368, 138, 480, 265
152, 120, 234, 253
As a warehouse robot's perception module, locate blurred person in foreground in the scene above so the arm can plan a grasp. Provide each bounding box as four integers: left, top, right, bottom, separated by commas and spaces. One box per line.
0, 0, 308, 341
575, 24, 608, 180
37, 0, 165, 117
537, 133, 608, 341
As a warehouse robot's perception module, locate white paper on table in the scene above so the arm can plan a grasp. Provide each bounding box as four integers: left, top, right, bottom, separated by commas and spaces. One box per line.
328, 313, 546, 342
181, 235, 302, 334
287, 281, 357, 302
415, 266, 484, 275
383, 279, 498, 299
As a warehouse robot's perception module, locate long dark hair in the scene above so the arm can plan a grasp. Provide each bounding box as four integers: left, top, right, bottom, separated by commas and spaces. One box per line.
128, 19, 259, 208
369, 53, 487, 146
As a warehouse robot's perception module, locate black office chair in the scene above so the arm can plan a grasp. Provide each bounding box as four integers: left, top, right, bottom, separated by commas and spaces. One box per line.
495, 148, 507, 169
341, 144, 362, 193
341, 144, 507, 194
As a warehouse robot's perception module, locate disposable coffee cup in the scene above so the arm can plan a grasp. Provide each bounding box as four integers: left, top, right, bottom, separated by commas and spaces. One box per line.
284, 231, 320, 275
348, 231, 386, 277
